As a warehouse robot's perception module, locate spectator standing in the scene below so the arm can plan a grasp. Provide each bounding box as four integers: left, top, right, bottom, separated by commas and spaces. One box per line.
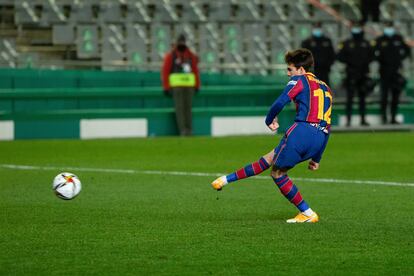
301, 22, 336, 85
375, 22, 411, 124
162, 34, 200, 136
337, 22, 375, 126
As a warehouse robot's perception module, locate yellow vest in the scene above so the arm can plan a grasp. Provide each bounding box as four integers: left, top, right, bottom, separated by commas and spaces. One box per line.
169, 73, 196, 87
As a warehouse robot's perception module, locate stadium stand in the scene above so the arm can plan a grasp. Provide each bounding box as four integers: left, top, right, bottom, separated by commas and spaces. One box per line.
0, 0, 414, 138
1, 0, 413, 73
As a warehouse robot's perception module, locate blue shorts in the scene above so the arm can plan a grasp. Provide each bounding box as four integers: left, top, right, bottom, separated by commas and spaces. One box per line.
273, 122, 329, 169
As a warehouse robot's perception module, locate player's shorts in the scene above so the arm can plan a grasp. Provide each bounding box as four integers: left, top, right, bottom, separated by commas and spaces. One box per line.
273, 122, 329, 169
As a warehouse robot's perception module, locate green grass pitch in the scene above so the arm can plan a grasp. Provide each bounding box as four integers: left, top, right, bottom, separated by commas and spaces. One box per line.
0, 133, 413, 275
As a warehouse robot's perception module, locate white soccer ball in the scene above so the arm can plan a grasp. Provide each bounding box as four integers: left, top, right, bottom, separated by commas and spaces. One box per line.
52, 172, 82, 200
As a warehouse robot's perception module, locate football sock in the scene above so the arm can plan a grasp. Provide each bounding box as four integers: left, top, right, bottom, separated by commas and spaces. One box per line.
302, 208, 314, 217
272, 175, 310, 212
226, 157, 270, 183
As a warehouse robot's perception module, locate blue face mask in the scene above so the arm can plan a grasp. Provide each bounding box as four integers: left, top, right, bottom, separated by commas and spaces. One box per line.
384, 27, 395, 37
312, 28, 323, 38
351, 27, 362, 34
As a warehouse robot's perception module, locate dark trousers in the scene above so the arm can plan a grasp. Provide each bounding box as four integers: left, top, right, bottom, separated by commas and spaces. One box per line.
361, 0, 381, 23
380, 81, 402, 124
171, 87, 195, 136
345, 79, 367, 125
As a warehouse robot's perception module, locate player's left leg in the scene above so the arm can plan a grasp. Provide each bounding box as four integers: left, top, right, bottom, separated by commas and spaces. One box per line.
211, 150, 274, 190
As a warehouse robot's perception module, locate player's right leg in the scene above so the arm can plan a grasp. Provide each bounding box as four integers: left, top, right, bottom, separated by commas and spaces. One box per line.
271, 168, 319, 223
211, 150, 274, 190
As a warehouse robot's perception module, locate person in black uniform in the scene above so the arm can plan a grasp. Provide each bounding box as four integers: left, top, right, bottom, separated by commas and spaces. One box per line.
337, 22, 375, 126
374, 21, 411, 124
301, 22, 336, 85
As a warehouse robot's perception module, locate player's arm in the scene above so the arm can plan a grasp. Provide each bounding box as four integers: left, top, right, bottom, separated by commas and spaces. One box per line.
308, 160, 320, 171
265, 93, 290, 127
268, 118, 279, 131
265, 77, 302, 127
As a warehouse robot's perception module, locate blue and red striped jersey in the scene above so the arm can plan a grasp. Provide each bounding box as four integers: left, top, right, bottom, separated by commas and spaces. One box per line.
265, 73, 333, 129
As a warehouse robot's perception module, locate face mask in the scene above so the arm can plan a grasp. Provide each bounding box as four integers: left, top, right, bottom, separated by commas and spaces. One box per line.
312, 28, 323, 38
351, 27, 362, 35
177, 45, 187, 52
384, 27, 395, 37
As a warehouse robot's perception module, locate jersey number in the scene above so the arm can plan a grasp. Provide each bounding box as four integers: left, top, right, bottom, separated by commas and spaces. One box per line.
313, 89, 332, 124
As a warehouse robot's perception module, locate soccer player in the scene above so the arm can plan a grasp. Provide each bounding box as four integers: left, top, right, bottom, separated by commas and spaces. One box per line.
211, 48, 332, 223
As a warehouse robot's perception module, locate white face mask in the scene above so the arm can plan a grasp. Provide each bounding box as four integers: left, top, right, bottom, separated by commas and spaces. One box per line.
312, 28, 323, 37
351, 27, 362, 34
384, 27, 395, 37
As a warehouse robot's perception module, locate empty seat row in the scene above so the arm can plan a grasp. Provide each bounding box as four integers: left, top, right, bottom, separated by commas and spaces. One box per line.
13, 0, 386, 25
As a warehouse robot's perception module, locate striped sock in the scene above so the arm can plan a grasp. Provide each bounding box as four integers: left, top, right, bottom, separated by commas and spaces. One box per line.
272, 175, 309, 212
226, 157, 270, 183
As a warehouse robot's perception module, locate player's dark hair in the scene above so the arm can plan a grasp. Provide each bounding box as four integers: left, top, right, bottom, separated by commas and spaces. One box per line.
285, 48, 314, 72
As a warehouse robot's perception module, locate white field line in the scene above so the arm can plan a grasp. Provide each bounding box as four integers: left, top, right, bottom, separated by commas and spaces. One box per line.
1, 163, 414, 188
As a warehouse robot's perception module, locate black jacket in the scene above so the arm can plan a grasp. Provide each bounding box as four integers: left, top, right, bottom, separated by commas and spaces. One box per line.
375, 34, 411, 76
337, 35, 375, 78
301, 35, 335, 72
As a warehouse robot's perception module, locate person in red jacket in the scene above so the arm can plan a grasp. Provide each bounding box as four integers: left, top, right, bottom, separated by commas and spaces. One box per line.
162, 34, 200, 136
